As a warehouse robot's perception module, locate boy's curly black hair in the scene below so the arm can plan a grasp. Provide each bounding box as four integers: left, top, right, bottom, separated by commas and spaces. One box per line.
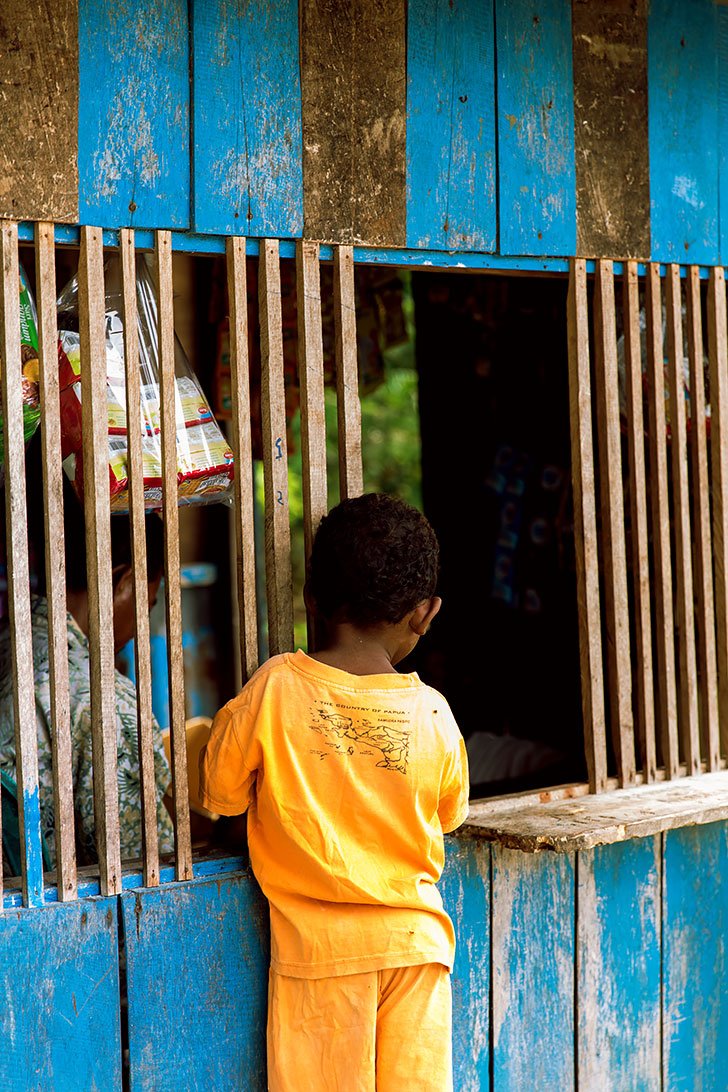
309, 493, 439, 626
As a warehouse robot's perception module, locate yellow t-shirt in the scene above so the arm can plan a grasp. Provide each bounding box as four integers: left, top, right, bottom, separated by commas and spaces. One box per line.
199, 650, 469, 980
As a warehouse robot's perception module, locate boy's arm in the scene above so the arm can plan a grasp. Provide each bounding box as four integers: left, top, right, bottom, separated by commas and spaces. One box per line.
438, 735, 470, 834
199, 705, 258, 816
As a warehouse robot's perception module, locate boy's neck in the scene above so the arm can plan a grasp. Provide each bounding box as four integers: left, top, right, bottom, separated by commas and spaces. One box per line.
308, 622, 409, 676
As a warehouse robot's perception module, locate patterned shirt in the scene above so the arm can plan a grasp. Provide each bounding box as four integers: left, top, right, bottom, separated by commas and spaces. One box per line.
0, 596, 174, 867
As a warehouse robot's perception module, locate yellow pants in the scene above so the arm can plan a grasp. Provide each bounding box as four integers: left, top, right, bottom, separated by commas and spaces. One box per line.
266, 963, 452, 1092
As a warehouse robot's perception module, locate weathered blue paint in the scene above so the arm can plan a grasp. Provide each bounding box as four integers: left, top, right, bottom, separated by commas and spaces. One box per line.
406, 0, 496, 251
648, 0, 719, 264
663, 821, 728, 1091
441, 835, 490, 1090
192, 0, 303, 237
122, 870, 269, 1092
719, 6, 728, 264
18, 785, 44, 909
577, 837, 661, 1090
77, 0, 190, 229
495, 0, 576, 256
0, 897, 121, 1089
492, 845, 575, 1091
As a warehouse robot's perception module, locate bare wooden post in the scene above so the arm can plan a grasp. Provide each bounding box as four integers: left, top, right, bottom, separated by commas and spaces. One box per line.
593, 260, 635, 785
708, 267, 728, 758
567, 259, 607, 793
78, 225, 122, 893
259, 239, 294, 655
645, 264, 679, 777
333, 246, 363, 500
35, 222, 76, 899
154, 231, 192, 881
226, 237, 259, 682
120, 229, 160, 886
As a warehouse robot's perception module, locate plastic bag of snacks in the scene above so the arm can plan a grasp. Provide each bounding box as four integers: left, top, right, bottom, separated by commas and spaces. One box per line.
0, 263, 42, 481
56, 255, 233, 512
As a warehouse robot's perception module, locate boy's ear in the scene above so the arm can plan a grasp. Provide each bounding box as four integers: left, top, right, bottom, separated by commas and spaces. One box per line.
409, 596, 442, 637
112, 563, 133, 597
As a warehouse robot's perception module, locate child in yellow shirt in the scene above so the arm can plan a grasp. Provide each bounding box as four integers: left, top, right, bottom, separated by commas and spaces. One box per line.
199, 493, 469, 1091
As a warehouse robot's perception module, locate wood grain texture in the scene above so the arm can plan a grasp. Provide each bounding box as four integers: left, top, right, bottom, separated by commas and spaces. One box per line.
296, 241, 328, 563
566, 259, 607, 792
707, 268, 728, 758
593, 260, 635, 785
301, 0, 407, 245
719, 6, 728, 263
645, 264, 679, 777
154, 231, 192, 881
333, 246, 363, 500
406, 0, 496, 251
35, 223, 76, 900
0, 1, 78, 221
572, 0, 650, 259
192, 0, 303, 237
258, 240, 294, 655
226, 238, 259, 683
120, 229, 159, 887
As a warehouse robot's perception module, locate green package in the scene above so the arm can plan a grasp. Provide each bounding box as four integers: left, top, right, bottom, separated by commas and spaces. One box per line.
0, 263, 41, 470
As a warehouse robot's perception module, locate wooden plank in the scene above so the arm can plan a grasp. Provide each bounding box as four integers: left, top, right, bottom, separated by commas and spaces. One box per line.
191, 0, 303, 237
122, 873, 269, 1091
300, 0, 407, 246
120, 229, 159, 887
572, 0, 650, 258
296, 241, 328, 567
405, 0, 496, 251
77, 0, 189, 229
665, 265, 700, 774
35, 223, 76, 900
645, 264, 679, 777
333, 246, 363, 500
566, 259, 607, 792
154, 230, 192, 881
226, 238, 259, 683
495, 0, 576, 256
258, 240, 294, 655
719, 6, 728, 263
0, 897, 121, 1087
492, 846, 575, 1089
663, 821, 728, 1087
440, 836, 490, 1090
0, 223, 44, 906
0, 1, 78, 221
78, 225, 121, 895
707, 268, 728, 758
648, 0, 719, 263
592, 260, 635, 785
623, 262, 656, 780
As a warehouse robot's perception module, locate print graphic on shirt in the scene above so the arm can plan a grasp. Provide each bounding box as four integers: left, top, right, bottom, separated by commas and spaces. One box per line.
310, 707, 410, 775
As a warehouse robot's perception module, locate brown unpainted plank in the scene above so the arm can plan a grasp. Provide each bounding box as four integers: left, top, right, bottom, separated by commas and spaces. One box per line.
708, 268, 728, 758
120, 229, 160, 886
35, 223, 77, 899
622, 262, 656, 781
154, 230, 192, 881
78, 225, 121, 894
593, 260, 635, 784
686, 266, 720, 770
333, 246, 363, 499
0, 1, 79, 221
259, 239, 294, 655
301, 0, 407, 245
645, 263, 679, 777
566, 259, 607, 792
225, 237, 259, 683
572, 0, 650, 258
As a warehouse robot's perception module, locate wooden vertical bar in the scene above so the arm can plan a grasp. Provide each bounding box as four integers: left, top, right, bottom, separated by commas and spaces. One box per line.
708, 267, 728, 757
665, 265, 700, 774
567, 259, 607, 793
225, 237, 259, 683
333, 246, 363, 500
35, 222, 76, 899
120, 229, 159, 886
645, 264, 679, 777
593, 260, 635, 785
622, 262, 656, 781
78, 225, 121, 893
687, 266, 719, 770
154, 230, 192, 881
258, 239, 294, 655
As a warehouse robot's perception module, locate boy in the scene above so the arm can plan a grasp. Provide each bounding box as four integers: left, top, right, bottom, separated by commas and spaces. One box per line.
199, 493, 469, 1091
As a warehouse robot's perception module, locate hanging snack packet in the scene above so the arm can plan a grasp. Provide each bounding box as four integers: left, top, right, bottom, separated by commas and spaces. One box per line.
0, 264, 42, 479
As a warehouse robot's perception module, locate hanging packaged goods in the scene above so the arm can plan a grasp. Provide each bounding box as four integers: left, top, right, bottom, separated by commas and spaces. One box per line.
0, 263, 42, 481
